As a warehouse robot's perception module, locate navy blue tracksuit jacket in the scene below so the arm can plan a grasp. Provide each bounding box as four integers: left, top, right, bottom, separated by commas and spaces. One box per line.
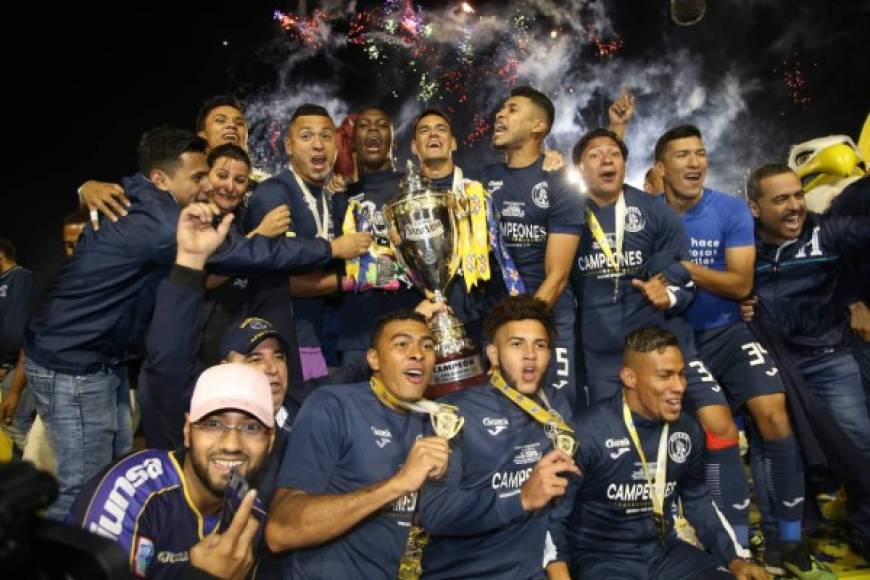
25, 173, 333, 374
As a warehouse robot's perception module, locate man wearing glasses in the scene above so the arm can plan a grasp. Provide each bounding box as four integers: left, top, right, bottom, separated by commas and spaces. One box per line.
68, 363, 274, 579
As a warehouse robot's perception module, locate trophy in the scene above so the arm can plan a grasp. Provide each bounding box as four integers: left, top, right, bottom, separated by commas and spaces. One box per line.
384, 161, 487, 398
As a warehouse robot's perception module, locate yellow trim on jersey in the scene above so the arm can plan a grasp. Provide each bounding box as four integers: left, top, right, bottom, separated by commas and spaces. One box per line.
129, 484, 181, 572
168, 450, 213, 539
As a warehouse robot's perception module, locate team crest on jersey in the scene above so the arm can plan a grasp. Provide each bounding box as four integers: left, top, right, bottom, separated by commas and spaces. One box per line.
0, 285, 6, 298
624, 206, 645, 233
232, 278, 248, 290
668, 432, 691, 464
133, 536, 155, 576
531, 181, 549, 208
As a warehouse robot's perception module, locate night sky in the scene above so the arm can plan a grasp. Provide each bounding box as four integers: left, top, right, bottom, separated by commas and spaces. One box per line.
5, 0, 869, 297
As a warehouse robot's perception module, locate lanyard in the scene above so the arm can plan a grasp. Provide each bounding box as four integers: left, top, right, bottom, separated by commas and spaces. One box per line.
369, 377, 463, 439
585, 192, 626, 274
621, 394, 669, 518
489, 370, 576, 454
290, 169, 331, 240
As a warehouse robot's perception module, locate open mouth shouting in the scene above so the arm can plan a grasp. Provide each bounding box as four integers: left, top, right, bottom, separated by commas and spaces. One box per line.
682, 171, 703, 188
403, 366, 426, 386
493, 121, 507, 139
221, 131, 240, 145
364, 133, 383, 154
310, 154, 328, 173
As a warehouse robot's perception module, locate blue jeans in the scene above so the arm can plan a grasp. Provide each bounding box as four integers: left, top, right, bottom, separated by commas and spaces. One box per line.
1, 366, 36, 450
24, 357, 133, 521
797, 351, 870, 540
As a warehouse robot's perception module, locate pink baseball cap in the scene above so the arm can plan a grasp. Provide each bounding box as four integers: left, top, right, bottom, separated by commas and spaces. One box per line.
189, 363, 275, 428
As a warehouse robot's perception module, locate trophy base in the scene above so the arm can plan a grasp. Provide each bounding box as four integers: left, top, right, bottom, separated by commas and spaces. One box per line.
426, 350, 487, 399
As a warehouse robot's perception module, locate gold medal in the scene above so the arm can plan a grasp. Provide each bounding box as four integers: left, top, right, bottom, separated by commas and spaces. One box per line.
544, 421, 578, 456
430, 404, 464, 440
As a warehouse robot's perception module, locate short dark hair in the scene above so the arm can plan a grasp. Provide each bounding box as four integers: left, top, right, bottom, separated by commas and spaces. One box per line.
746, 163, 795, 202
0, 238, 15, 261
510, 86, 555, 135
63, 209, 87, 226
207, 143, 251, 169
413, 108, 452, 135
572, 128, 629, 165
624, 326, 679, 354
137, 126, 207, 176
483, 295, 556, 345
654, 124, 702, 161
289, 104, 332, 125
370, 310, 429, 348
195, 95, 245, 132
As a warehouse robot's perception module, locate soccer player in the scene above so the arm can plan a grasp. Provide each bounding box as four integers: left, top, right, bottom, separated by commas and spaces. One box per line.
265, 310, 450, 578
551, 326, 765, 580
417, 295, 580, 579
481, 86, 585, 409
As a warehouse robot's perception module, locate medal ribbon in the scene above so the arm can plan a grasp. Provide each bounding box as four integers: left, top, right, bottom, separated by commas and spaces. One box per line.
488, 370, 572, 434
290, 169, 332, 240
369, 377, 463, 438
584, 192, 626, 275
621, 394, 669, 520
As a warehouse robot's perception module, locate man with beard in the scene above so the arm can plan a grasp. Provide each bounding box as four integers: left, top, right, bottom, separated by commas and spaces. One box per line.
550, 327, 765, 580
746, 163, 870, 559
265, 310, 450, 578
481, 87, 585, 410
657, 126, 827, 578
333, 107, 424, 367
244, 104, 373, 381
417, 295, 580, 579
68, 363, 273, 579
571, 128, 755, 548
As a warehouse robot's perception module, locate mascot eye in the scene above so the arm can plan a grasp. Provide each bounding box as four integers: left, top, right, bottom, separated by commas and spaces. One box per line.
795, 151, 813, 166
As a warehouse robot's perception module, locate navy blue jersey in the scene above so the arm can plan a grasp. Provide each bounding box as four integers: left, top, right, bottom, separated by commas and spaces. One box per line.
481, 158, 585, 303
244, 169, 333, 347
553, 395, 742, 568
0, 265, 33, 365
276, 383, 426, 579
25, 174, 332, 374
68, 449, 267, 579
333, 170, 422, 351
754, 212, 870, 355
575, 188, 695, 372
418, 384, 572, 579
681, 189, 755, 331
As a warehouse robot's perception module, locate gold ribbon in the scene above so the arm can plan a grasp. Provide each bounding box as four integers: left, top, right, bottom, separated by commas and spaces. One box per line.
621, 394, 669, 539
369, 377, 464, 440
488, 370, 576, 455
